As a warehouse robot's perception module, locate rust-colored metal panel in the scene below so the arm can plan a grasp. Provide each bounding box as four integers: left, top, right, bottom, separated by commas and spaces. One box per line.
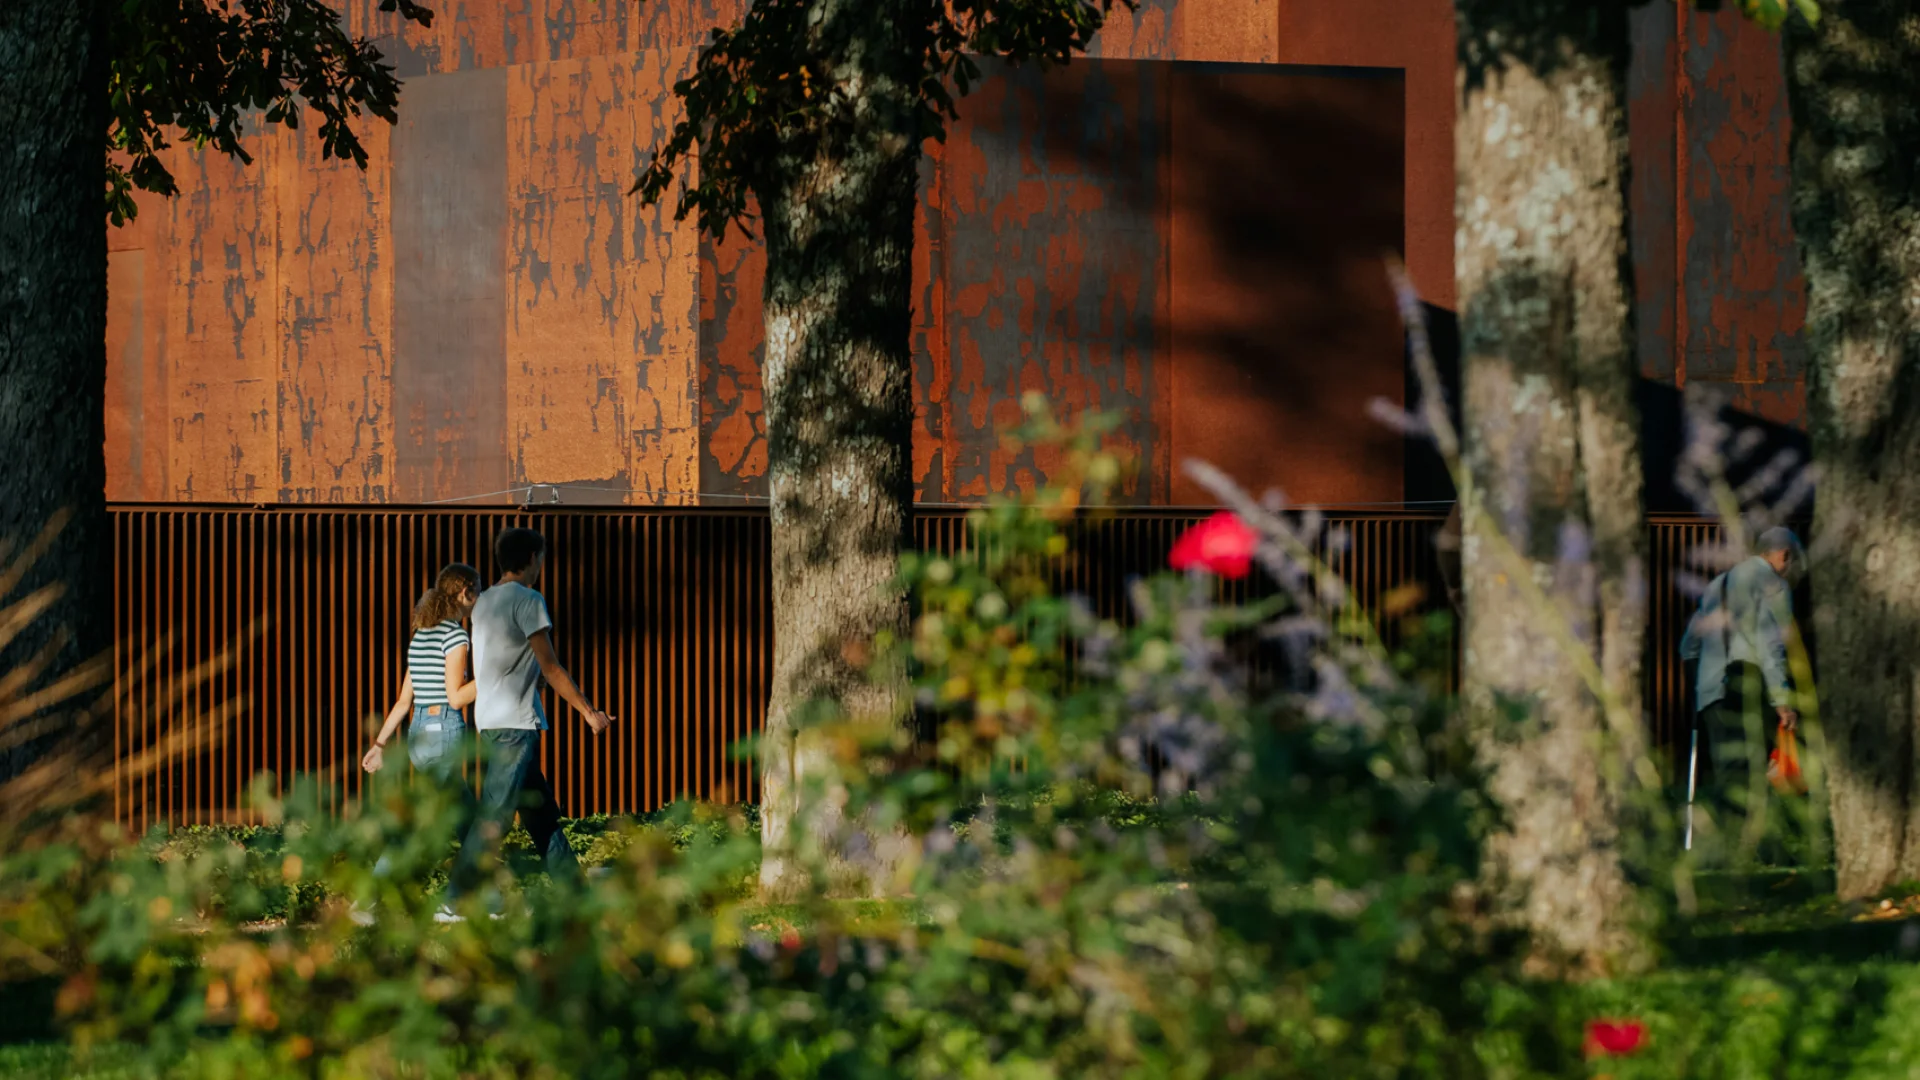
1173, 0, 1280, 63
698, 225, 768, 503
1089, 0, 1177, 60
934, 57, 1170, 504
504, 50, 701, 504
1679, 5, 1807, 426
1270, 0, 1456, 310
165, 128, 284, 502
343, 0, 750, 75
106, 246, 169, 502
277, 111, 394, 503
1168, 65, 1406, 506
913, 144, 949, 503
391, 67, 512, 504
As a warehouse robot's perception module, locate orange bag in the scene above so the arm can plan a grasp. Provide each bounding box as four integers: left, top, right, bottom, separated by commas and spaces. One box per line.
1768, 723, 1807, 796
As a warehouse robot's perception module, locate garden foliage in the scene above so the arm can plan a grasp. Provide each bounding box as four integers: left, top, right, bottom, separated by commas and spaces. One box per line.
2, 406, 1574, 1078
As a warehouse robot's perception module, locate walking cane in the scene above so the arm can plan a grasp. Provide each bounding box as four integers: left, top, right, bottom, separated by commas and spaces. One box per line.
1684, 724, 1700, 851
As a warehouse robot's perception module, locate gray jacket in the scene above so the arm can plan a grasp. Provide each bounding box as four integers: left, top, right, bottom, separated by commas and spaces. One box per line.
1679, 556, 1794, 713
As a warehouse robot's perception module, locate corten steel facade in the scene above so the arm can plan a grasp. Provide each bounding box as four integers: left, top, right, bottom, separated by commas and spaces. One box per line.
102, 1, 1806, 511
100, 0, 1449, 509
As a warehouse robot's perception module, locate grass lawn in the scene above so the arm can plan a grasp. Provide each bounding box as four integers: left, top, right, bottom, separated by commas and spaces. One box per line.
0, 1042, 144, 1080
1561, 869, 1920, 1077
9, 871, 1919, 1078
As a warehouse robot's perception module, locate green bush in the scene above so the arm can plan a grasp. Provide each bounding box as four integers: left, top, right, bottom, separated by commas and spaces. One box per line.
2, 408, 1570, 1078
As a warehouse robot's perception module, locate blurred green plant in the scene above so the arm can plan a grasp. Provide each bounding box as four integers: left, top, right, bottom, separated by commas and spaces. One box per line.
2, 403, 1581, 1078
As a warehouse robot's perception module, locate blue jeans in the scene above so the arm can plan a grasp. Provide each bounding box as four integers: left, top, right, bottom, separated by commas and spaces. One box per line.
371, 704, 474, 881
407, 703, 468, 782
447, 728, 579, 900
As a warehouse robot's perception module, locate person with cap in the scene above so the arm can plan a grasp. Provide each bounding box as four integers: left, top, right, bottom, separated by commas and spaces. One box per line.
1679, 525, 1805, 836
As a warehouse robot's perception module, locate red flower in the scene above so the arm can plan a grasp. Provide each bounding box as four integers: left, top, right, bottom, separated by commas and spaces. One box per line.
1169, 511, 1258, 580
779, 926, 802, 953
1584, 1020, 1649, 1058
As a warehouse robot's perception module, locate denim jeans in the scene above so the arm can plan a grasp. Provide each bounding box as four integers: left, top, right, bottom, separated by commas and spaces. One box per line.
447, 728, 579, 900
371, 703, 474, 882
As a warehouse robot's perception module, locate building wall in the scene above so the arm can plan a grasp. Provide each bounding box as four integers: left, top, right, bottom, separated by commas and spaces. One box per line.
102, 0, 1804, 509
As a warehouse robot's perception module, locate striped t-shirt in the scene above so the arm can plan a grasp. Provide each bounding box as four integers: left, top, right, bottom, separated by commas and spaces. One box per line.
407, 620, 471, 707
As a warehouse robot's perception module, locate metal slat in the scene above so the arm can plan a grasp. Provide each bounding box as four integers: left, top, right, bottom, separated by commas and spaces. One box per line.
106, 505, 1764, 825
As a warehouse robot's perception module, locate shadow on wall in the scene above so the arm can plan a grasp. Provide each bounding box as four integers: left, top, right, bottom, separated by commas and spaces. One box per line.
1135, 62, 1409, 507
1403, 304, 1813, 515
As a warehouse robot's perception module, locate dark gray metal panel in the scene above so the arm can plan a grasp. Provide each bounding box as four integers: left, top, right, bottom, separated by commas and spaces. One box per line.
932, 56, 1169, 505
1680, 7, 1807, 427
390, 68, 512, 504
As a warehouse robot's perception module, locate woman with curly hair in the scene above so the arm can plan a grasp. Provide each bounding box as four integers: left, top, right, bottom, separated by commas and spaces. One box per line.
355, 562, 483, 920
363, 562, 483, 778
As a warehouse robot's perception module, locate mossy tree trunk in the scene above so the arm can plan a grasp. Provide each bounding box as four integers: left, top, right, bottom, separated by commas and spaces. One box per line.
755, 0, 920, 901
1784, 0, 1920, 902
1454, 0, 1650, 974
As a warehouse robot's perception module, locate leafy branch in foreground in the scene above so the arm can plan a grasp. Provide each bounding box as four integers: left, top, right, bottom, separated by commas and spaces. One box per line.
629, 0, 1133, 239
104, 0, 433, 225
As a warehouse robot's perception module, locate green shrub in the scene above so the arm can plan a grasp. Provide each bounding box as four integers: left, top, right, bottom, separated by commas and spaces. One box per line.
3, 408, 1569, 1078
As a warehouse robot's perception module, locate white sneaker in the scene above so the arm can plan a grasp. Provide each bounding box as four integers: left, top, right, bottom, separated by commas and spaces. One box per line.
433, 905, 466, 924
348, 903, 376, 928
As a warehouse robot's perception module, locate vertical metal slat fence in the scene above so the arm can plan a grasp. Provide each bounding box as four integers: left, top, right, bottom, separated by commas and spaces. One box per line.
110, 505, 1737, 829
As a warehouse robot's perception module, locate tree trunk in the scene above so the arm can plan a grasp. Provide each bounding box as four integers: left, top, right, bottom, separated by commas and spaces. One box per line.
1784, 1, 1920, 901
1454, 2, 1649, 974
0, 0, 111, 784
755, 0, 921, 901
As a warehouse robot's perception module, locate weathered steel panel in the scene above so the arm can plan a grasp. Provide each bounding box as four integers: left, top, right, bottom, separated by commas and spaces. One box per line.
343, 0, 749, 74
698, 226, 767, 503
504, 50, 702, 505
106, 234, 170, 502
391, 67, 512, 504
277, 112, 394, 503
1680, 6, 1807, 426
935, 57, 1169, 504
1266, 0, 1455, 310
1168, 65, 1406, 506
165, 129, 284, 502
1089, 0, 1178, 60
912, 145, 953, 503
1173, 0, 1280, 63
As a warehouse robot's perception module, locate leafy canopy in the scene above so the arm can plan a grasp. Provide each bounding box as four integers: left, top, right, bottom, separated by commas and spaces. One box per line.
105, 0, 433, 225
1708, 0, 1820, 30
630, 0, 1135, 241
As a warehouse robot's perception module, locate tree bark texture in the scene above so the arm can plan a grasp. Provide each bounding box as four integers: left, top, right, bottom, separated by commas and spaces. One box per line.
1454, 1, 1649, 973
755, 0, 921, 901
0, 0, 111, 783
1784, 1, 1920, 901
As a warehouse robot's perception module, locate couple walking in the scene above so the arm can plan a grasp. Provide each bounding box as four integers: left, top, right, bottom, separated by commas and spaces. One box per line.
361, 527, 613, 920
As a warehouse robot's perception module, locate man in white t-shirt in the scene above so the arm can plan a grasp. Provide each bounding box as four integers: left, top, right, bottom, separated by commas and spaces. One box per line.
443, 527, 611, 917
